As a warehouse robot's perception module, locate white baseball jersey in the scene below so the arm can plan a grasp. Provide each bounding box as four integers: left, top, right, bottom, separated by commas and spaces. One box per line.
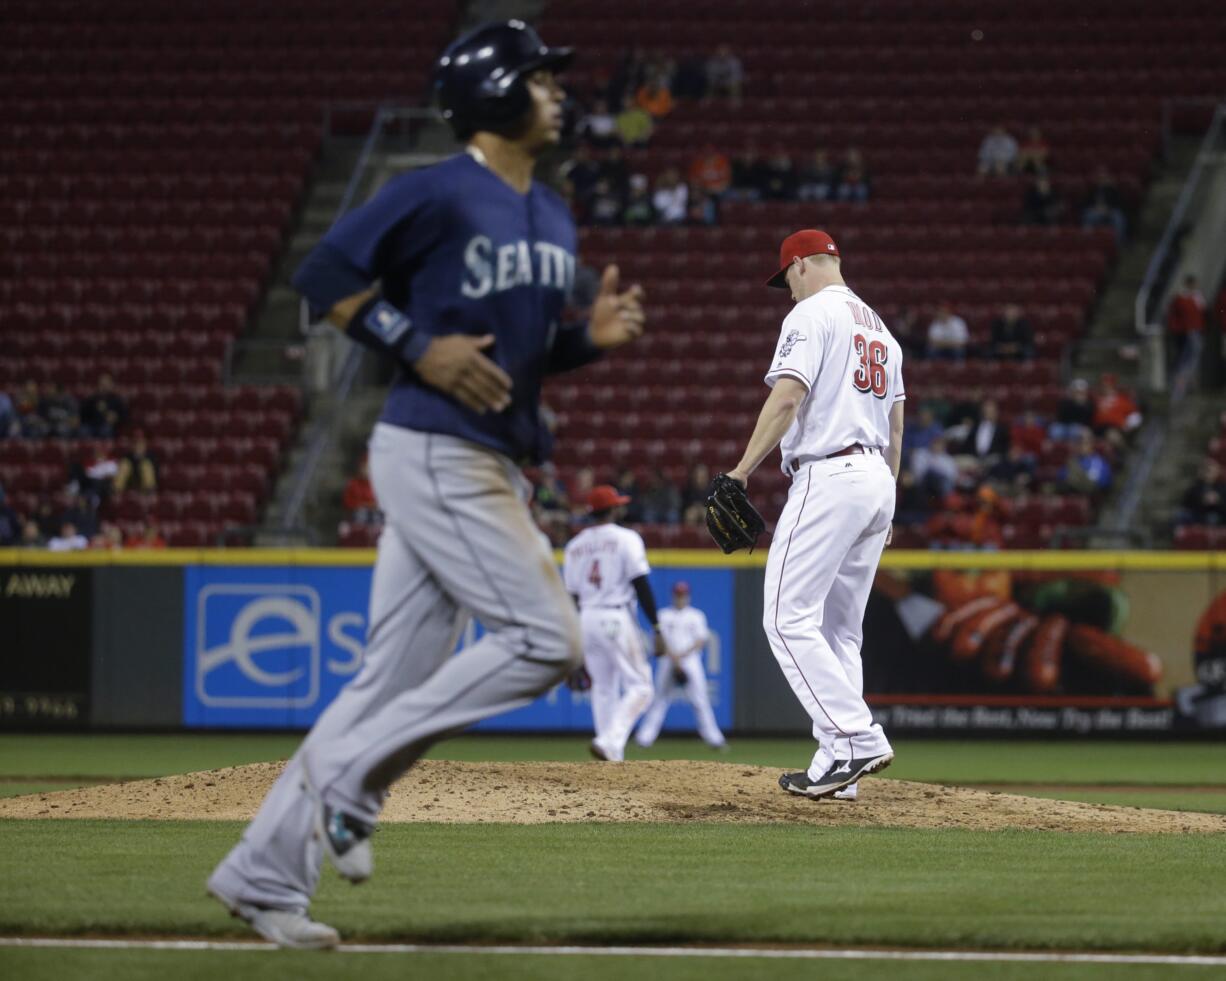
765, 284, 905, 471
658, 605, 709, 658
563, 524, 650, 609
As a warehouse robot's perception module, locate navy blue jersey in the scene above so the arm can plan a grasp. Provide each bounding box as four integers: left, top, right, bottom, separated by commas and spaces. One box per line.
293, 152, 595, 463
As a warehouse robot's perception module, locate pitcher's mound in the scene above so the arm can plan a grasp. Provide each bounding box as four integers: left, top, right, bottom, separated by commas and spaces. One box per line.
2, 760, 1223, 834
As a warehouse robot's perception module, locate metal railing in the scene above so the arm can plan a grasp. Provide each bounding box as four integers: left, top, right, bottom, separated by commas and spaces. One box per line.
279, 106, 445, 533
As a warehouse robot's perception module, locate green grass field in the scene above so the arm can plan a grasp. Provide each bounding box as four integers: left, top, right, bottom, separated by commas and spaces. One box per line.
1, 733, 1224, 980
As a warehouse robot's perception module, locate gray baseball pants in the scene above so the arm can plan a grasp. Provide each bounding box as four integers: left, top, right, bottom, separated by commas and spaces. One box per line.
208, 424, 581, 910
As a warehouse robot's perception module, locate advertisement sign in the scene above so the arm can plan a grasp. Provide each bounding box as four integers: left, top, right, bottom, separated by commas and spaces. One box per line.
183, 563, 734, 732
863, 566, 1226, 733
0, 566, 92, 727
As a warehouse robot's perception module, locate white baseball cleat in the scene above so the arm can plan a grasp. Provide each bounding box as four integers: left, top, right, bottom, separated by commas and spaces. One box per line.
302, 773, 374, 884
590, 738, 622, 762
208, 882, 339, 950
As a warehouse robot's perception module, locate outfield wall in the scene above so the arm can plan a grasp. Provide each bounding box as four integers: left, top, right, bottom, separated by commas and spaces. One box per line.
1, 549, 1223, 736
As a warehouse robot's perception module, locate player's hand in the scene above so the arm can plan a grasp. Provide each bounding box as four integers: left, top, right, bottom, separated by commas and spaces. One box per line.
726, 469, 749, 487
588, 264, 645, 350
413, 334, 512, 414
652, 626, 667, 657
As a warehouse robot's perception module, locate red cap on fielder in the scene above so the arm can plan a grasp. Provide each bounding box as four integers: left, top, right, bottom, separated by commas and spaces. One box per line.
673, 581, 690, 595
766, 229, 840, 289
588, 485, 631, 511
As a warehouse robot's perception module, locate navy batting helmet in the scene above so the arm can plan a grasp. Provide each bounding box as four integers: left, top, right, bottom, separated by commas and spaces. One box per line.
434, 20, 574, 139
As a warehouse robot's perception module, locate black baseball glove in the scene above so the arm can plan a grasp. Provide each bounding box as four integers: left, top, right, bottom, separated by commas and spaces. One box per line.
671, 663, 688, 686
705, 473, 766, 553
566, 666, 591, 692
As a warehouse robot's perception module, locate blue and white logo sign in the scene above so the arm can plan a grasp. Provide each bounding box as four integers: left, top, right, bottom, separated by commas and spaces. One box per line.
184, 567, 369, 728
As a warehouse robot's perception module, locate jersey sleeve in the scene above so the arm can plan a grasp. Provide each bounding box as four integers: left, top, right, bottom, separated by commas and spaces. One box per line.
764, 309, 821, 391
624, 531, 650, 581
292, 170, 445, 317
693, 609, 710, 643
561, 546, 579, 594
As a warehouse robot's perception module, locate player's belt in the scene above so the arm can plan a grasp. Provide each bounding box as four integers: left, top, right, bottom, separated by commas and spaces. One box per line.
788, 444, 879, 472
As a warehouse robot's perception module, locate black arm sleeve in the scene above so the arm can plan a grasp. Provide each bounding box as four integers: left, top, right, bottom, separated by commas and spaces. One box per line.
546, 322, 603, 375
631, 575, 658, 627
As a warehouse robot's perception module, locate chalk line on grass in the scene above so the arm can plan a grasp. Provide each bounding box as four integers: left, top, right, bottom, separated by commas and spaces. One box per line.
2, 938, 1225, 966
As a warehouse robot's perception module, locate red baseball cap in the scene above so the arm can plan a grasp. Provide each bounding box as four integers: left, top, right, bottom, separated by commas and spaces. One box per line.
766, 229, 840, 288
588, 485, 631, 511
673, 581, 691, 594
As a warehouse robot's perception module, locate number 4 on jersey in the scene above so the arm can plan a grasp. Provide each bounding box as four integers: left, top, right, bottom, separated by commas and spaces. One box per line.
588, 559, 602, 589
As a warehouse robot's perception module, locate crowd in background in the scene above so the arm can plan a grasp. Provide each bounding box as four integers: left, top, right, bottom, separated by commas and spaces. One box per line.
0, 374, 165, 551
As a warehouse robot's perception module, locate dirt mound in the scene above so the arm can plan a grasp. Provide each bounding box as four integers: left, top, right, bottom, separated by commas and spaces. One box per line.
2, 760, 1223, 834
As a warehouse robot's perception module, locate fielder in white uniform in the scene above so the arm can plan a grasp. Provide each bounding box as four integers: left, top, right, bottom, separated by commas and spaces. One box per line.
726, 229, 905, 800
563, 485, 661, 761
636, 581, 727, 750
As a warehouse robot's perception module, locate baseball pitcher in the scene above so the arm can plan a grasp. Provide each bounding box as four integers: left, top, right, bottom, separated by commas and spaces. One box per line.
563, 485, 661, 762
724, 229, 904, 800
207, 21, 647, 948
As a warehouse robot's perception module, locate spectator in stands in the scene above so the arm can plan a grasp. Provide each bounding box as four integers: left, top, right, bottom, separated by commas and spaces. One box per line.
903, 404, 945, 456
797, 148, 838, 202
561, 144, 601, 210
47, 521, 89, 552
1016, 126, 1051, 175
59, 492, 98, 539
125, 520, 167, 549
615, 102, 653, 147
1061, 429, 1112, 494
635, 73, 674, 118
91, 522, 124, 551
74, 445, 120, 505
672, 53, 708, 101
80, 373, 128, 438
37, 382, 80, 439
615, 468, 644, 523
891, 305, 925, 358
639, 468, 681, 524
688, 145, 732, 197
1050, 378, 1095, 440
729, 146, 767, 201
622, 174, 656, 226
586, 178, 624, 226
606, 47, 648, 111
16, 380, 46, 438
114, 434, 158, 493
1092, 373, 1142, 444
1166, 274, 1206, 371
578, 98, 620, 148
1178, 459, 1226, 526
977, 124, 1018, 177
989, 303, 1035, 361
0, 484, 17, 546
1010, 408, 1048, 460
761, 146, 797, 201
532, 462, 570, 515
33, 500, 59, 539
597, 145, 630, 199
343, 456, 380, 526
988, 445, 1037, 492
705, 44, 744, 101
0, 389, 17, 438
681, 462, 710, 525
652, 169, 688, 224
1022, 174, 1064, 225
1081, 166, 1127, 244
956, 399, 1010, 463
685, 183, 719, 226
932, 486, 1006, 550
834, 147, 871, 202
19, 520, 44, 548
926, 303, 970, 361
911, 436, 960, 499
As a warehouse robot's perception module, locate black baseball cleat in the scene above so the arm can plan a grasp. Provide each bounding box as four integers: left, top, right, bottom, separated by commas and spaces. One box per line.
778, 751, 894, 800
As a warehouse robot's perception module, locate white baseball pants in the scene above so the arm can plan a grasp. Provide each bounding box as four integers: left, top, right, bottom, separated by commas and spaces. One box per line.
763, 452, 894, 776
208, 425, 582, 911
636, 653, 726, 748
581, 607, 653, 761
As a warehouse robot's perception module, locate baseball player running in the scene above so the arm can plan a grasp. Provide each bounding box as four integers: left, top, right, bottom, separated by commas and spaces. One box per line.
563, 485, 661, 762
635, 581, 728, 750
207, 21, 648, 948
724, 229, 904, 801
